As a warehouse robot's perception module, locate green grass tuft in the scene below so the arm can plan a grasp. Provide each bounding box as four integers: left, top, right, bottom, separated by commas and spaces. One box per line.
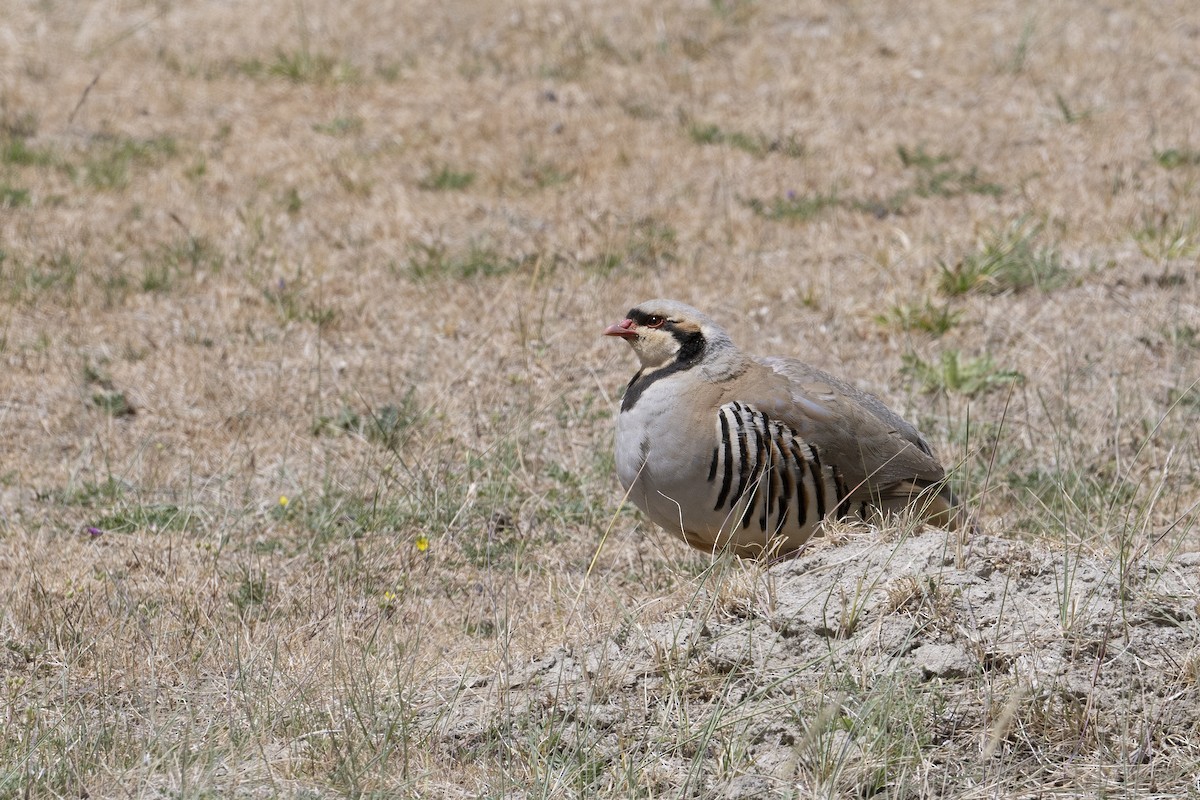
685, 118, 804, 159
3, 249, 81, 301
313, 116, 364, 136
313, 391, 423, 450
418, 165, 476, 191
895, 145, 1003, 204
745, 191, 841, 221
877, 299, 962, 336
92, 390, 135, 417
405, 242, 528, 280
82, 136, 178, 191
938, 219, 1068, 295
238, 50, 359, 83
1133, 212, 1199, 263
902, 350, 1025, 397
2, 137, 58, 167
1153, 147, 1200, 169
0, 183, 30, 207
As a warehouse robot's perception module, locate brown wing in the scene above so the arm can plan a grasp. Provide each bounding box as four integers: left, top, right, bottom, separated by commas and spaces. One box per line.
743, 357, 946, 504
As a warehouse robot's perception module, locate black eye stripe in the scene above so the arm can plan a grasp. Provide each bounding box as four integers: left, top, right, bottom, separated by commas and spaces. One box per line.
627, 309, 670, 327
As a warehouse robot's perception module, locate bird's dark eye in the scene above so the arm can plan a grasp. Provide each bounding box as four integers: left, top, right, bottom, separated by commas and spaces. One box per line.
645, 315, 665, 328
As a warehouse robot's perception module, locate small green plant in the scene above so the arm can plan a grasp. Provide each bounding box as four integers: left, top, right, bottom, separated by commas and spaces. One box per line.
520, 155, 575, 189
82, 136, 178, 190
6, 250, 81, 300
581, 217, 677, 274
184, 155, 206, 180
94, 502, 189, 534
0, 108, 38, 139
687, 121, 723, 146
238, 50, 358, 83
137, 236, 222, 293
744, 191, 841, 221
140, 264, 172, 292
313, 392, 422, 449
1053, 92, 1091, 124
165, 235, 222, 273
684, 119, 805, 159
405, 242, 526, 280
1006, 466, 1135, 531
366, 401, 419, 448
876, 299, 962, 336
1164, 324, 1199, 351
0, 184, 30, 208
230, 567, 270, 618
1133, 213, 1199, 263
2, 138, 57, 167
895, 145, 1003, 203
263, 278, 340, 329
938, 219, 1068, 295
1006, 17, 1036, 74
902, 350, 1024, 397
282, 187, 302, 213
313, 116, 363, 136
1153, 147, 1200, 168
619, 99, 660, 120
52, 476, 127, 506
418, 165, 476, 191
622, 218, 677, 268
92, 390, 135, 417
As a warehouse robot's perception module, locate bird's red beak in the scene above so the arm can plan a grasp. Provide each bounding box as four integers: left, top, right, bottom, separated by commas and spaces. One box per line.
603, 318, 638, 339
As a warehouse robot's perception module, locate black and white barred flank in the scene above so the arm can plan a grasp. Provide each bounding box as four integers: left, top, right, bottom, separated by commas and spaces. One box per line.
706, 402, 862, 535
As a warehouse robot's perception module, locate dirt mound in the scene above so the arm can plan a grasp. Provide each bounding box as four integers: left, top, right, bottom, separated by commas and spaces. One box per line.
446, 530, 1200, 797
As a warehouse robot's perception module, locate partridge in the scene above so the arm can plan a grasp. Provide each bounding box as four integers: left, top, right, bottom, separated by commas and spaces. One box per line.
605, 299, 968, 558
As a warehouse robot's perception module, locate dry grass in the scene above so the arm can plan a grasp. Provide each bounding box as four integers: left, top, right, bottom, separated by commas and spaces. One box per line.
1, 0, 1198, 796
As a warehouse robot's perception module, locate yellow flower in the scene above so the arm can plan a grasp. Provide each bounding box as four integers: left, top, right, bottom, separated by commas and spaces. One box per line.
279, 495, 289, 508
415, 535, 430, 552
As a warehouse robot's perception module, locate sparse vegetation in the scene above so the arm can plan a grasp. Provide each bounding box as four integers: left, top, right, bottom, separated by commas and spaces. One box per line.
684, 117, 805, 159
418, 164, 476, 191
2, 137, 58, 167
1052, 91, 1091, 124
81, 135, 179, 190
877, 298, 962, 336
0, 182, 30, 207
91, 389, 135, 417
744, 190, 842, 221
313, 391, 423, 449
405, 241, 528, 280
313, 116, 364, 136
746, 147, 1000, 221
1, 1, 1198, 797
262, 276, 339, 328
1134, 211, 1199, 263
2, 249, 82, 301
902, 350, 1025, 397
583, 216, 678, 273
895, 145, 1004, 203
238, 49, 359, 83
1153, 146, 1200, 168
938, 218, 1069, 295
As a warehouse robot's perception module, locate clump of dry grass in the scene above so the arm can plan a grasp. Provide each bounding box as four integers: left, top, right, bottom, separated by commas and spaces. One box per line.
1, 0, 1198, 796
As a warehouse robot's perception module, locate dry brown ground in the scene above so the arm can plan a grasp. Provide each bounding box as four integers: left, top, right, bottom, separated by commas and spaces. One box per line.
1, 0, 1198, 797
